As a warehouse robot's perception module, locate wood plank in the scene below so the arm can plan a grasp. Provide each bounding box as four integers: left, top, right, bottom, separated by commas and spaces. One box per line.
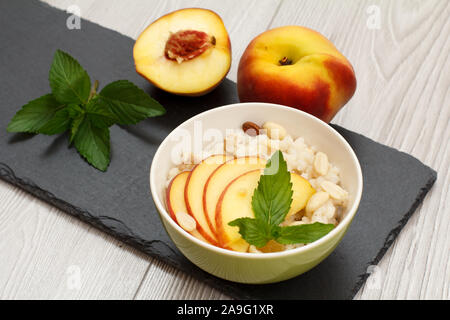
0, 180, 151, 299
134, 260, 230, 300
270, 0, 449, 299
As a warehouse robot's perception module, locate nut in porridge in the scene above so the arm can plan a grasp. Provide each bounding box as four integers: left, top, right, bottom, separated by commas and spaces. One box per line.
262, 121, 287, 140
313, 152, 329, 176
320, 180, 348, 202
305, 191, 330, 216
242, 121, 261, 136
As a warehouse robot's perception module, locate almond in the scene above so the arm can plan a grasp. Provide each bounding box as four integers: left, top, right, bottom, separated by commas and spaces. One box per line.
313, 152, 329, 176
305, 191, 330, 216
262, 121, 287, 140
320, 181, 348, 201
242, 121, 261, 136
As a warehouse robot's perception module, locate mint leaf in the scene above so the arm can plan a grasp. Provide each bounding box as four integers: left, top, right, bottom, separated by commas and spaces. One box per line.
73, 117, 110, 171
252, 151, 293, 226
228, 218, 274, 248
65, 104, 85, 144
37, 108, 71, 135
67, 104, 84, 119
229, 151, 293, 248
49, 49, 91, 104
277, 223, 335, 244
7, 49, 166, 172
97, 80, 166, 125
229, 151, 334, 249
69, 113, 84, 144
7, 94, 66, 133
85, 98, 116, 128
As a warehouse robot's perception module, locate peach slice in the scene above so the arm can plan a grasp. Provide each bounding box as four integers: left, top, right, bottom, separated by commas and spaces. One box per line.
133, 8, 232, 96
166, 171, 209, 243
286, 173, 316, 218
216, 170, 316, 252
203, 156, 266, 235
216, 169, 262, 251
185, 155, 232, 244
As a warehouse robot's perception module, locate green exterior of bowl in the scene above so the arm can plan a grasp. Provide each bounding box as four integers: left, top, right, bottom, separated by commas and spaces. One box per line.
157, 206, 352, 284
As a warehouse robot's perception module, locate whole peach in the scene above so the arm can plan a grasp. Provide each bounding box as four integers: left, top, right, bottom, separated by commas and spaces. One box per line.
237, 26, 356, 122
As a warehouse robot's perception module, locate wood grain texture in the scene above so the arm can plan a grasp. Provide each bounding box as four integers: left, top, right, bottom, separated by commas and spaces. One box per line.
270, 0, 449, 300
0, 0, 448, 299
0, 180, 150, 299
134, 260, 230, 300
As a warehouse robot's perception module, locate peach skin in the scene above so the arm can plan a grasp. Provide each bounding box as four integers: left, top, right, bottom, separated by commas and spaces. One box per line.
237, 26, 356, 123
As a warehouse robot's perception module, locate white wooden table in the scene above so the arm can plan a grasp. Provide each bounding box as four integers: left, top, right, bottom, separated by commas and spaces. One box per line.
0, 0, 448, 300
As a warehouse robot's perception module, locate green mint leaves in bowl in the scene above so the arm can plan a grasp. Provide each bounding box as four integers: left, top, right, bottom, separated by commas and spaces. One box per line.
229, 150, 335, 249
7, 49, 166, 171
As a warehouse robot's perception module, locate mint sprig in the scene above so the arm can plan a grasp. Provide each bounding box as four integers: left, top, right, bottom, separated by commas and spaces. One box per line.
49, 49, 91, 104
7, 49, 166, 171
229, 151, 335, 249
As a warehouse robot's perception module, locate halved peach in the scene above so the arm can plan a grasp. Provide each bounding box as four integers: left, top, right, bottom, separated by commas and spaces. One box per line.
184, 154, 232, 244
133, 8, 231, 96
166, 171, 210, 243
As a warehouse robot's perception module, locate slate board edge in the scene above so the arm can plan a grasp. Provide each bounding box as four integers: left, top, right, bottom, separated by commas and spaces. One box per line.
331, 125, 438, 299
0, 162, 214, 294
0, 161, 251, 300
0, 156, 438, 300
349, 172, 437, 299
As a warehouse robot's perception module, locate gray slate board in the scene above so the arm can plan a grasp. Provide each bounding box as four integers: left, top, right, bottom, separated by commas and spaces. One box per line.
0, 0, 437, 299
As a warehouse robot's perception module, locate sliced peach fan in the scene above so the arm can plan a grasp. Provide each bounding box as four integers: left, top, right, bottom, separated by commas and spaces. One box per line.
184, 155, 232, 245
163, 117, 352, 254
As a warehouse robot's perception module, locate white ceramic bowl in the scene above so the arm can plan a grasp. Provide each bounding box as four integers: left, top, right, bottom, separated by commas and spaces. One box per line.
150, 102, 363, 284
